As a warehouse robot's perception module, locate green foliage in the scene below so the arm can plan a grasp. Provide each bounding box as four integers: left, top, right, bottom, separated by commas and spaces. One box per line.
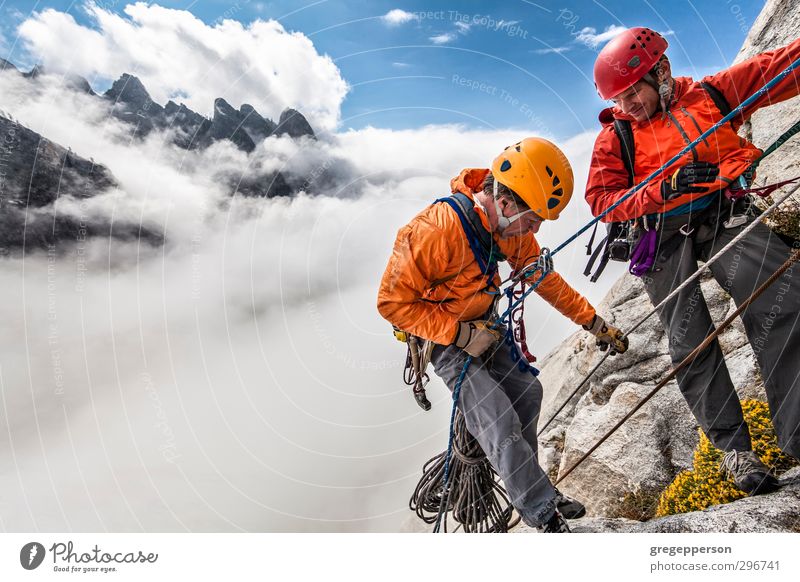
656, 400, 798, 517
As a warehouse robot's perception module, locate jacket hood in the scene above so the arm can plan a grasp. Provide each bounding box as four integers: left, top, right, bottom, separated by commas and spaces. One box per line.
450, 168, 490, 197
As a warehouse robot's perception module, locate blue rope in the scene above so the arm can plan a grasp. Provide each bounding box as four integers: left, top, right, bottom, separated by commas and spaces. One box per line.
434, 263, 551, 532
433, 354, 472, 533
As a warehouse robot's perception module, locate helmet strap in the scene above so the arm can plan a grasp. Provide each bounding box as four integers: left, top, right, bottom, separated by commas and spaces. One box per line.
493, 179, 532, 232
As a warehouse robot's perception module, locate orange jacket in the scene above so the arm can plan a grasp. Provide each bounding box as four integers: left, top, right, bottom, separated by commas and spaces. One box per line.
377, 168, 596, 345
586, 37, 800, 222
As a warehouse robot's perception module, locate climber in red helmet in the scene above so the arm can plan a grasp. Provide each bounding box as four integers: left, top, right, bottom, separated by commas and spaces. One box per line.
586, 27, 800, 496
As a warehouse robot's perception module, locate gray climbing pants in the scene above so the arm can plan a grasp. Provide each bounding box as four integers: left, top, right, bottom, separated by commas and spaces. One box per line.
430, 337, 557, 527
642, 197, 800, 457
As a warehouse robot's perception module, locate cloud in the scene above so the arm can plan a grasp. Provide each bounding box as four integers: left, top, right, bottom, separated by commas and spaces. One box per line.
429, 32, 456, 45
382, 9, 417, 26
454, 21, 471, 35
391, 62, 411, 68
0, 67, 619, 532
576, 24, 627, 49
16, 2, 348, 131
534, 46, 572, 55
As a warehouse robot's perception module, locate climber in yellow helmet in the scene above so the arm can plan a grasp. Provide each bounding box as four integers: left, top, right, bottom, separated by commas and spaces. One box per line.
378, 137, 629, 532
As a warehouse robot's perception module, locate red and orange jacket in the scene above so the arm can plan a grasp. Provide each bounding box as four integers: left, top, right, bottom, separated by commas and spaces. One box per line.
586, 37, 800, 223
377, 168, 596, 345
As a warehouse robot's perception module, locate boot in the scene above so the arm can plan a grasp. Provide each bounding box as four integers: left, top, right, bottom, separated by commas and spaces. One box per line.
554, 487, 586, 519
537, 510, 571, 533
720, 450, 780, 496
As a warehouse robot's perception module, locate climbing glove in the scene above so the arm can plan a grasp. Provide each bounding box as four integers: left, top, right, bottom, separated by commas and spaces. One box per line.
584, 315, 629, 355
453, 320, 502, 358
660, 161, 720, 200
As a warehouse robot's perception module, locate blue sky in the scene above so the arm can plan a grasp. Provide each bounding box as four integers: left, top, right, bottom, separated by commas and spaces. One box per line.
1, 0, 764, 138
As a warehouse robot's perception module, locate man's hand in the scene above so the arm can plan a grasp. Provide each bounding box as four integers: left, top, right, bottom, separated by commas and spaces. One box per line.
661, 162, 720, 200
584, 315, 629, 355
453, 320, 503, 357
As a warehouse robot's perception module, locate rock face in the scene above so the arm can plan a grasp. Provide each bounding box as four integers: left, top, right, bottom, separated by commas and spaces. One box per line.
0, 114, 161, 251
735, 0, 800, 205
535, 0, 800, 523
515, 468, 800, 532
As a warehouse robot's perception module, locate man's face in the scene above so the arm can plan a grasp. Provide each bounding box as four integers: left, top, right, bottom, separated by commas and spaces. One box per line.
611, 79, 659, 122
496, 197, 543, 238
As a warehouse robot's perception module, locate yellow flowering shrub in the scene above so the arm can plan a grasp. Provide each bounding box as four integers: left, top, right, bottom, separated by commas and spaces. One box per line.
656, 400, 798, 517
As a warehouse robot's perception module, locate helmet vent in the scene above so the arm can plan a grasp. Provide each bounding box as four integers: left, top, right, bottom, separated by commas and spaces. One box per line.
500, 160, 512, 172
545, 165, 553, 177
515, 145, 522, 152
552, 188, 564, 197
547, 198, 560, 210
552, 176, 561, 187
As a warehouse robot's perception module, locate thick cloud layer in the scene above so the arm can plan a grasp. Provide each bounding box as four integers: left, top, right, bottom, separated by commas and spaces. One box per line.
17, 2, 348, 131
0, 7, 622, 532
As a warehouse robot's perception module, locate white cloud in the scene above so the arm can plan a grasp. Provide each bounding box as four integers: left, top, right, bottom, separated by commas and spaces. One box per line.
17, 2, 348, 131
534, 46, 572, 55
429, 32, 456, 45
391, 62, 411, 68
382, 9, 417, 26
454, 21, 471, 35
0, 68, 618, 532
576, 24, 627, 49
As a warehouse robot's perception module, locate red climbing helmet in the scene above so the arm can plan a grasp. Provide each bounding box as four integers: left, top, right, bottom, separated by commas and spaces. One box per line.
594, 27, 669, 100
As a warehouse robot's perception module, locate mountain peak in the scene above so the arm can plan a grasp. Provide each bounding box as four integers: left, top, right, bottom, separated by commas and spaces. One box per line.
105, 73, 152, 106
275, 108, 315, 139
239, 103, 277, 142
0, 58, 19, 73
210, 98, 255, 152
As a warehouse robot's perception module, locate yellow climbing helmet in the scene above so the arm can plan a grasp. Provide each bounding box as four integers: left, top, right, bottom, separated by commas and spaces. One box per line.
490, 137, 574, 220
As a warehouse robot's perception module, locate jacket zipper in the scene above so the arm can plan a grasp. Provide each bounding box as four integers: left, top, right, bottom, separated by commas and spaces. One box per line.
681, 106, 710, 148
666, 109, 698, 162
